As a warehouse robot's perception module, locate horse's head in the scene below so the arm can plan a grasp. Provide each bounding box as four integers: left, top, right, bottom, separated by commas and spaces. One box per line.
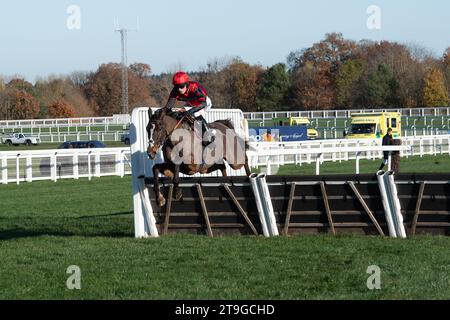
146, 108, 168, 159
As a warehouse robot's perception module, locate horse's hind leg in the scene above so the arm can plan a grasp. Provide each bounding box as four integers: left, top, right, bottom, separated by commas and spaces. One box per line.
152, 163, 168, 207
244, 154, 251, 176
173, 164, 183, 200
219, 164, 227, 177
227, 156, 251, 176
205, 163, 227, 177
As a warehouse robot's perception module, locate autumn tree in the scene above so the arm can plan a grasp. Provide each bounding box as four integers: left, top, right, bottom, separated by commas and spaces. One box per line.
366, 64, 397, 107
196, 57, 236, 109
47, 100, 76, 118
288, 33, 357, 109
356, 41, 433, 108
6, 78, 34, 94
10, 90, 40, 119
335, 59, 364, 108
443, 47, 450, 100
128, 63, 158, 109
84, 63, 156, 116
130, 63, 152, 79
69, 71, 90, 88
149, 73, 173, 106
423, 68, 449, 107
221, 58, 264, 111
256, 63, 290, 111
34, 76, 94, 117
0, 79, 40, 119
288, 61, 334, 109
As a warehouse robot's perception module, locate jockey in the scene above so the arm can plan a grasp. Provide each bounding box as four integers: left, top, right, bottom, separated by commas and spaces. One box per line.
164, 71, 215, 144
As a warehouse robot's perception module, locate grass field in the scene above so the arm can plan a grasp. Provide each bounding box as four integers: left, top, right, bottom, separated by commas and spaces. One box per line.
1, 153, 450, 299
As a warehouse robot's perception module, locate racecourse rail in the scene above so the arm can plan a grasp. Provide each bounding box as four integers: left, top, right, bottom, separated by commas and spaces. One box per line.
0, 147, 131, 184
0, 134, 449, 184
244, 106, 450, 121
1, 106, 449, 129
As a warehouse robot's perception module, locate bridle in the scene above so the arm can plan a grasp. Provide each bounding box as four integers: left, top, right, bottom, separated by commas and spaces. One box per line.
149, 112, 193, 150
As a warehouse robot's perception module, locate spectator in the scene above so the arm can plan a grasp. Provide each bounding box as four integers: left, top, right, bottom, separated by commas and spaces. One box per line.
263, 129, 275, 142
378, 128, 393, 171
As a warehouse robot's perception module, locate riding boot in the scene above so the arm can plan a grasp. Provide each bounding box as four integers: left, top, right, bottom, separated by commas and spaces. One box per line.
196, 116, 215, 145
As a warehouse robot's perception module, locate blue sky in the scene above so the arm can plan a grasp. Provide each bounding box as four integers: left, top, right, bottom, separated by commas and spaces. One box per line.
0, 0, 449, 82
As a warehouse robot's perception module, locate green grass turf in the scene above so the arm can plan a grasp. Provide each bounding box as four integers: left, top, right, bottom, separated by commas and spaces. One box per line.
1, 160, 450, 299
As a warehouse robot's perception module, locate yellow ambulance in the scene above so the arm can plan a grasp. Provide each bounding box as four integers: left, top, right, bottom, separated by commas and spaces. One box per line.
288, 117, 319, 139
345, 112, 401, 139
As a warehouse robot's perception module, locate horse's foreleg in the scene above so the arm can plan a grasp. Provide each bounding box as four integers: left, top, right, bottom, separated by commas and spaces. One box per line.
244, 154, 251, 176
225, 158, 251, 176
220, 164, 228, 177
152, 164, 166, 207
173, 164, 183, 200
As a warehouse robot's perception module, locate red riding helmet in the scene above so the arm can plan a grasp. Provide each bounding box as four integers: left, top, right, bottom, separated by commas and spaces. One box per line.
172, 71, 190, 86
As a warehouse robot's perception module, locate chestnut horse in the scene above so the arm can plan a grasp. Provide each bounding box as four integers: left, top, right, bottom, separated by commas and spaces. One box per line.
146, 108, 251, 206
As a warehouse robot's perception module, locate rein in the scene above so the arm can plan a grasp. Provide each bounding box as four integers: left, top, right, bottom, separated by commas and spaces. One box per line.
160, 113, 194, 147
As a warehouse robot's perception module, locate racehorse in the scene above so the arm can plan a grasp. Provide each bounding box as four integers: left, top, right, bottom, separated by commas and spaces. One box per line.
146, 107, 251, 207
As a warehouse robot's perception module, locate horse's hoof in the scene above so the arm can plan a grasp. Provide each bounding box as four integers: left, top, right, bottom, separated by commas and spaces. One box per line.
158, 195, 166, 207
175, 189, 183, 201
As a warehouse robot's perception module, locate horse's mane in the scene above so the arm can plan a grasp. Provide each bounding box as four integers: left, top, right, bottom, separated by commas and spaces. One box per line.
166, 109, 180, 119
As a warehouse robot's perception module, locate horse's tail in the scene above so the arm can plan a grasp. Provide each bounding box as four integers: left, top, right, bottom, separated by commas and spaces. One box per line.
213, 118, 254, 151
245, 140, 250, 151
214, 118, 234, 129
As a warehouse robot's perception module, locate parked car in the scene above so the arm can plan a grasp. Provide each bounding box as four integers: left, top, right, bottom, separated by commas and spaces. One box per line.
1, 133, 41, 146
121, 131, 130, 145
58, 140, 106, 149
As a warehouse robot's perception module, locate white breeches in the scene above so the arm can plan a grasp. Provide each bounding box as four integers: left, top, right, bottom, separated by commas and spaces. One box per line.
188, 96, 212, 118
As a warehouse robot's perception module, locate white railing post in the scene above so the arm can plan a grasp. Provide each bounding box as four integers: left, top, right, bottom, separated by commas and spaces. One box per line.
448, 137, 450, 156
356, 152, 360, 174
120, 151, 125, 177
434, 138, 437, 155
51, 153, 57, 182
307, 144, 311, 164
26, 154, 32, 182
95, 152, 101, 177
115, 151, 121, 177
1, 155, 7, 184
73, 153, 79, 179
315, 153, 321, 175
332, 142, 336, 162
419, 138, 423, 157
16, 154, 20, 185
88, 151, 92, 180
